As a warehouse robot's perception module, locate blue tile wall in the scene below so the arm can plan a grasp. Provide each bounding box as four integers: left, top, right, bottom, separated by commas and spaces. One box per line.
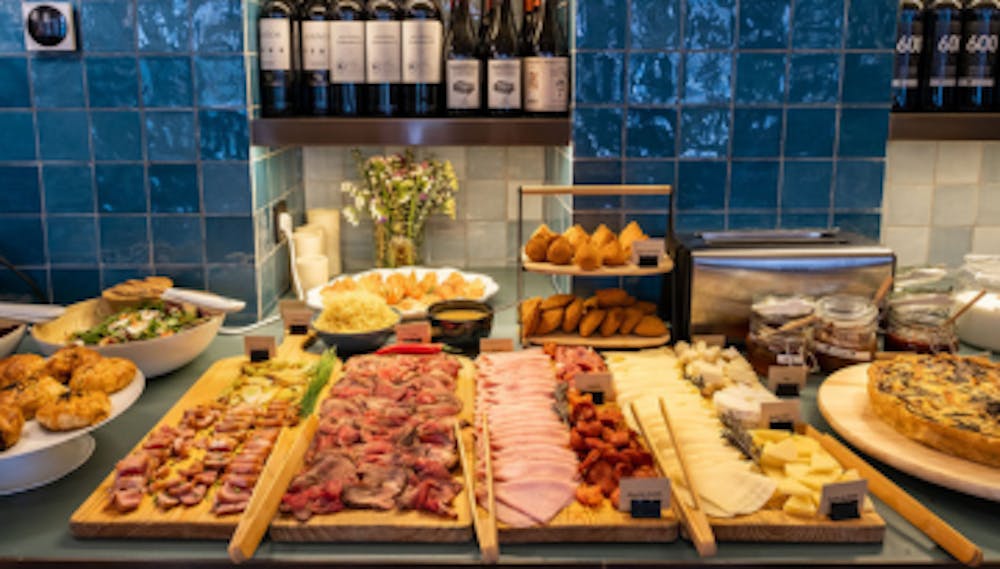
574, 0, 895, 238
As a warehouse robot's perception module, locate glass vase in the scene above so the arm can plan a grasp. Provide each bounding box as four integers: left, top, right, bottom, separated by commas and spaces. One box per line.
375, 224, 423, 268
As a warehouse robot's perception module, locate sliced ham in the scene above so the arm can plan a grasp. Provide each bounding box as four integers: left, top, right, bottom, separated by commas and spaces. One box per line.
495, 478, 576, 525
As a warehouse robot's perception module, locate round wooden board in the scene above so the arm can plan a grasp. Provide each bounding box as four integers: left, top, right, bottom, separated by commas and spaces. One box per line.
522, 258, 673, 277
817, 363, 1000, 502
525, 332, 670, 349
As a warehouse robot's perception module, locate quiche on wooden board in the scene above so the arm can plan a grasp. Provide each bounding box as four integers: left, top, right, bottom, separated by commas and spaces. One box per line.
867, 354, 1000, 468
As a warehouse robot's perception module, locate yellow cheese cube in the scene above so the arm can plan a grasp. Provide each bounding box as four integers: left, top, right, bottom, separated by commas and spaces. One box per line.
750, 429, 792, 446
793, 435, 821, 457
809, 450, 841, 473
777, 478, 813, 497
799, 471, 840, 490
782, 494, 817, 518
784, 462, 811, 480
761, 437, 800, 467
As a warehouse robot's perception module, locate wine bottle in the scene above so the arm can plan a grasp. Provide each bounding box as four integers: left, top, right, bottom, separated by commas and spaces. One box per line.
523, 0, 569, 115
483, 0, 522, 116
892, 0, 924, 111
259, 0, 299, 117
330, 0, 366, 115
365, 0, 402, 116
958, 0, 1000, 110
302, 0, 332, 115
445, 0, 482, 115
401, 0, 443, 116
922, 0, 962, 111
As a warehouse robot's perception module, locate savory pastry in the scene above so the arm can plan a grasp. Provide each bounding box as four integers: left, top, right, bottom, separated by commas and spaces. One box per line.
573, 240, 602, 271
619, 308, 644, 335
45, 347, 102, 383
562, 298, 585, 333
596, 288, 630, 308
619, 221, 648, 250
0, 403, 24, 451
519, 297, 543, 339
633, 315, 668, 337
600, 308, 624, 337
634, 301, 658, 315
868, 354, 1000, 467
35, 391, 111, 432
69, 357, 137, 394
12, 375, 67, 419
540, 294, 575, 311
536, 308, 565, 336
582, 296, 600, 310
0, 354, 46, 389
525, 235, 551, 262
530, 223, 557, 246
599, 238, 629, 266
563, 224, 590, 250
546, 236, 574, 265
590, 224, 616, 248
102, 276, 174, 309
579, 309, 606, 338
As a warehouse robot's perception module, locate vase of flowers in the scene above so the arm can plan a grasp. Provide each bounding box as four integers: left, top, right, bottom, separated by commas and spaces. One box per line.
341, 149, 459, 268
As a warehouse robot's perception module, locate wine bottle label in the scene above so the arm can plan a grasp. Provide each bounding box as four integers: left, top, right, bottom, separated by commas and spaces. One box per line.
892, 13, 922, 90
260, 18, 292, 71
446, 59, 481, 109
302, 21, 330, 71
402, 20, 443, 84
928, 15, 961, 88
487, 58, 522, 110
330, 20, 365, 83
958, 12, 1000, 88
524, 56, 569, 112
366, 21, 402, 83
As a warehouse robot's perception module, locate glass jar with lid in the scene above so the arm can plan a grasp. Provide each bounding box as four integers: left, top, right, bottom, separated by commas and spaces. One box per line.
885, 294, 958, 353
954, 254, 1000, 352
813, 294, 878, 372
745, 294, 817, 377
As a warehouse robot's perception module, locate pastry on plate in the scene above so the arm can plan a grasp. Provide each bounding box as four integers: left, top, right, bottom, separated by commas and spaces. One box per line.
69, 357, 137, 394
35, 391, 111, 432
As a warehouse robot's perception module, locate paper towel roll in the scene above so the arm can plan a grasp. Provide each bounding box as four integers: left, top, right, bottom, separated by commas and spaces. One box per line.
307, 208, 342, 277
292, 227, 324, 258
296, 254, 329, 292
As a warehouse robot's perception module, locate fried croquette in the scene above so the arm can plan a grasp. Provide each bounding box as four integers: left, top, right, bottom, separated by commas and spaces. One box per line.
634, 315, 668, 337
540, 294, 575, 310
582, 296, 600, 310
596, 288, 630, 308
530, 223, 557, 245
13, 375, 67, 420
0, 354, 46, 389
69, 357, 137, 394
0, 404, 24, 451
536, 308, 565, 336
573, 240, 602, 271
562, 224, 590, 250
619, 221, 648, 249
525, 235, 551, 262
600, 307, 624, 337
620, 307, 644, 335
546, 236, 574, 265
599, 238, 629, 266
590, 224, 616, 248
35, 391, 111, 432
562, 298, 585, 333
634, 301, 658, 315
519, 297, 543, 339
578, 309, 606, 338
45, 347, 102, 383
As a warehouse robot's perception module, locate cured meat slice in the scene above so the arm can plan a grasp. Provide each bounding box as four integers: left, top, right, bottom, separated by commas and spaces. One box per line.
495, 478, 576, 525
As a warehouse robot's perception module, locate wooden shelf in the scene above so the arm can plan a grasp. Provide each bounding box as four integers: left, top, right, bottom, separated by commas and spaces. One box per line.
251, 117, 572, 146
889, 112, 1000, 140
522, 257, 674, 277
524, 332, 671, 349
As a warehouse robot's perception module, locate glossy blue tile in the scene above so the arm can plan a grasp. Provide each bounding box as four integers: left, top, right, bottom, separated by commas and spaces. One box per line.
843, 53, 893, 104
735, 53, 785, 104
574, 194, 622, 210
847, 0, 897, 49
623, 213, 667, 236
621, 276, 663, 303
97, 165, 147, 213
839, 109, 890, 157
100, 216, 150, 264
781, 213, 830, 229
102, 268, 153, 289
0, 216, 44, 265
0, 166, 40, 213
739, 0, 790, 48
145, 111, 197, 161
140, 56, 193, 108
626, 108, 676, 158
43, 166, 94, 213
207, 264, 257, 316
0, 57, 29, 107
629, 0, 679, 49
138, 0, 191, 52
205, 216, 253, 263
629, 52, 677, 105
677, 161, 726, 210
835, 160, 885, 209
728, 213, 778, 230
572, 213, 623, 234
0, 267, 47, 302
685, 0, 734, 49
152, 215, 204, 263
684, 52, 731, 104
154, 264, 205, 289
793, 0, 844, 49
193, 0, 243, 52
37, 111, 89, 161
248, 55, 261, 108
199, 109, 248, 160
195, 56, 245, 107
81, 0, 136, 52
680, 108, 729, 158
730, 162, 779, 208
203, 162, 251, 214
47, 216, 98, 264
732, 108, 781, 157
624, 160, 675, 185
785, 108, 836, 157
92, 111, 143, 161
573, 160, 623, 184
675, 213, 725, 232
149, 164, 199, 213
0, 112, 35, 160
31, 56, 84, 108
834, 213, 881, 240
51, 269, 101, 304
781, 161, 833, 209
0, 1, 24, 53
789, 54, 840, 103
86, 57, 139, 108
576, 53, 624, 105
623, 190, 671, 210
577, 0, 626, 49
573, 108, 623, 158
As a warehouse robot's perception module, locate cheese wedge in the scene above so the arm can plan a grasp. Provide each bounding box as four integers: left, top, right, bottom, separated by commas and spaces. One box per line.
783, 494, 817, 518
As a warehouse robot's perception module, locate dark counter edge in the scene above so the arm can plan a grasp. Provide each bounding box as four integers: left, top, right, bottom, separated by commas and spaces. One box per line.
4, 561, 995, 569
889, 112, 1000, 140
250, 117, 573, 146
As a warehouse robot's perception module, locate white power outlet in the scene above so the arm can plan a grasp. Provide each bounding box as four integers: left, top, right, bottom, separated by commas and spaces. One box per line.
22, 2, 76, 52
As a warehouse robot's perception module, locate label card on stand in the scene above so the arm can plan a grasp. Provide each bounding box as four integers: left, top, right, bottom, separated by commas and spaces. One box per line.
280, 300, 313, 336
630, 239, 666, 267
395, 321, 432, 344
767, 365, 808, 398
819, 479, 867, 520
759, 400, 801, 431
575, 372, 614, 404
480, 338, 514, 353
691, 334, 726, 348
619, 477, 671, 518
245, 336, 277, 363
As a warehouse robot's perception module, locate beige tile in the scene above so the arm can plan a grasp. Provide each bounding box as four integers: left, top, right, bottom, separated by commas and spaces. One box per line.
882, 226, 930, 267
424, 219, 467, 266
882, 184, 932, 226
467, 221, 509, 267
931, 184, 979, 226
507, 181, 544, 221
928, 226, 972, 266
467, 147, 508, 180
972, 226, 1000, 254
886, 141, 937, 185
506, 146, 546, 180
304, 179, 343, 209
978, 183, 1000, 225
935, 141, 983, 184
981, 143, 1000, 182
463, 180, 507, 220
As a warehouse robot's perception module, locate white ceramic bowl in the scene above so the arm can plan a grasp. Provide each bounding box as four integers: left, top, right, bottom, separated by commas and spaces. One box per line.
0, 324, 26, 359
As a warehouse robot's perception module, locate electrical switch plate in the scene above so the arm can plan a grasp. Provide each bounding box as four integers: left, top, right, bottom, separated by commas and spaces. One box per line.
22, 2, 76, 52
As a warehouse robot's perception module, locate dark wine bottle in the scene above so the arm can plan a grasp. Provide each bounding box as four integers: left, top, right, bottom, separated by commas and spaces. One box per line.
365, 0, 402, 116
401, 0, 443, 116
523, 0, 569, 115
892, 0, 925, 111
302, 0, 332, 115
483, 0, 522, 116
521, 0, 537, 54
922, 0, 963, 111
445, 0, 482, 115
330, 0, 366, 115
259, 0, 299, 117
958, 0, 1000, 110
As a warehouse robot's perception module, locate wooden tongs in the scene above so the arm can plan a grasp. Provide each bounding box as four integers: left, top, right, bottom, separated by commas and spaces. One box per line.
456, 415, 499, 563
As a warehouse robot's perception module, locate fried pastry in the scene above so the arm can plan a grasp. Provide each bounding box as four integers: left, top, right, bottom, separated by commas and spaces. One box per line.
634, 300, 658, 315
536, 308, 565, 336
620, 307, 644, 335
596, 288, 630, 308
525, 235, 551, 262
582, 296, 600, 310
519, 297, 543, 339
0, 354, 46, 389
599, 238, 629, 266
591, 224, 616, 248
579, 309, 606, 338
634, 315, 668, 337
36, 391, 111, 432
45, 347, 102, 383
70, 357, 137, 394
546, 236, 575, 265
530, 223, 557, 245
13, 375, 67, 420
540, 293, 575, 310
562, 298, 585, 333
563, 224, 590, 250
0, 404, 24, 451
619, 221, 648, 249
600, 308, 624, 337
573, 240, 602, 271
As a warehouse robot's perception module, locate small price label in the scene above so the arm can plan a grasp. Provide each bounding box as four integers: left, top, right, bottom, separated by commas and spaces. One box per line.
575, 372, 614, 404
691, 334, 726, 347
767, 365, 808, 398
395, 321, 432, 344
280, 300, 313, 336
244, 336, 277, 363
819, 479, 867, 521
480, 338, 514, 352
759, 400, 801, 431
618, 477, 671, 518
630, 239, 667, 267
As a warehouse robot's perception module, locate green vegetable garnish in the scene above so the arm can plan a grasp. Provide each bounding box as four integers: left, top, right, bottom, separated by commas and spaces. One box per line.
299, 348, 337, 418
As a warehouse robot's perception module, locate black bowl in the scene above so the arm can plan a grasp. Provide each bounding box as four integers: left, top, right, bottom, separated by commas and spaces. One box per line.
428, 300, 494, 348
311, 314, 400, 356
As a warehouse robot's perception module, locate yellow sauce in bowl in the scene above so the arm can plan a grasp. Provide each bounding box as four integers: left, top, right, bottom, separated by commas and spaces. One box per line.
434, 309, 490, 321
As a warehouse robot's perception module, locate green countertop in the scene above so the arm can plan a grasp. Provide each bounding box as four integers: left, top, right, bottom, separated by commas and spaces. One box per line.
1, 269, 998, 567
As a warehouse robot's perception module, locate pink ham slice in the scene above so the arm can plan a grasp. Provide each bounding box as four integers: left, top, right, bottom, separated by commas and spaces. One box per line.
495, 478, 576, 525
492, 460, 578, 482
495, 501, 540, 528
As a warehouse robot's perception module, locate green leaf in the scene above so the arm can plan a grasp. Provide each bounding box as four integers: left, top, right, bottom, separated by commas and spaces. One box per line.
299, 348, 337, 418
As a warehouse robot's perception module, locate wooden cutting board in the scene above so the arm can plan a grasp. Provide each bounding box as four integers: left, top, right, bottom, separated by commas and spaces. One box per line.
70, 334, 332, 539
708, 509, 884, 543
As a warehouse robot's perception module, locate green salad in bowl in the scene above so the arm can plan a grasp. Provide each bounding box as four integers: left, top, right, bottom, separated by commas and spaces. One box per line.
72, 301, 210, 346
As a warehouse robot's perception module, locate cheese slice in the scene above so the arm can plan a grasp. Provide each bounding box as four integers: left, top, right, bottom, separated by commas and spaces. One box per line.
777, 477, 813, 497
809, 450, 841, 473
784, 462, 811, 480
783, 494, 817, 518
761, 437, 799, 467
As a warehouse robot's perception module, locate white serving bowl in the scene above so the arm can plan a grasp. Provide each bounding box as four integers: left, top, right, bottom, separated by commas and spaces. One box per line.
0, 324, 26, 359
